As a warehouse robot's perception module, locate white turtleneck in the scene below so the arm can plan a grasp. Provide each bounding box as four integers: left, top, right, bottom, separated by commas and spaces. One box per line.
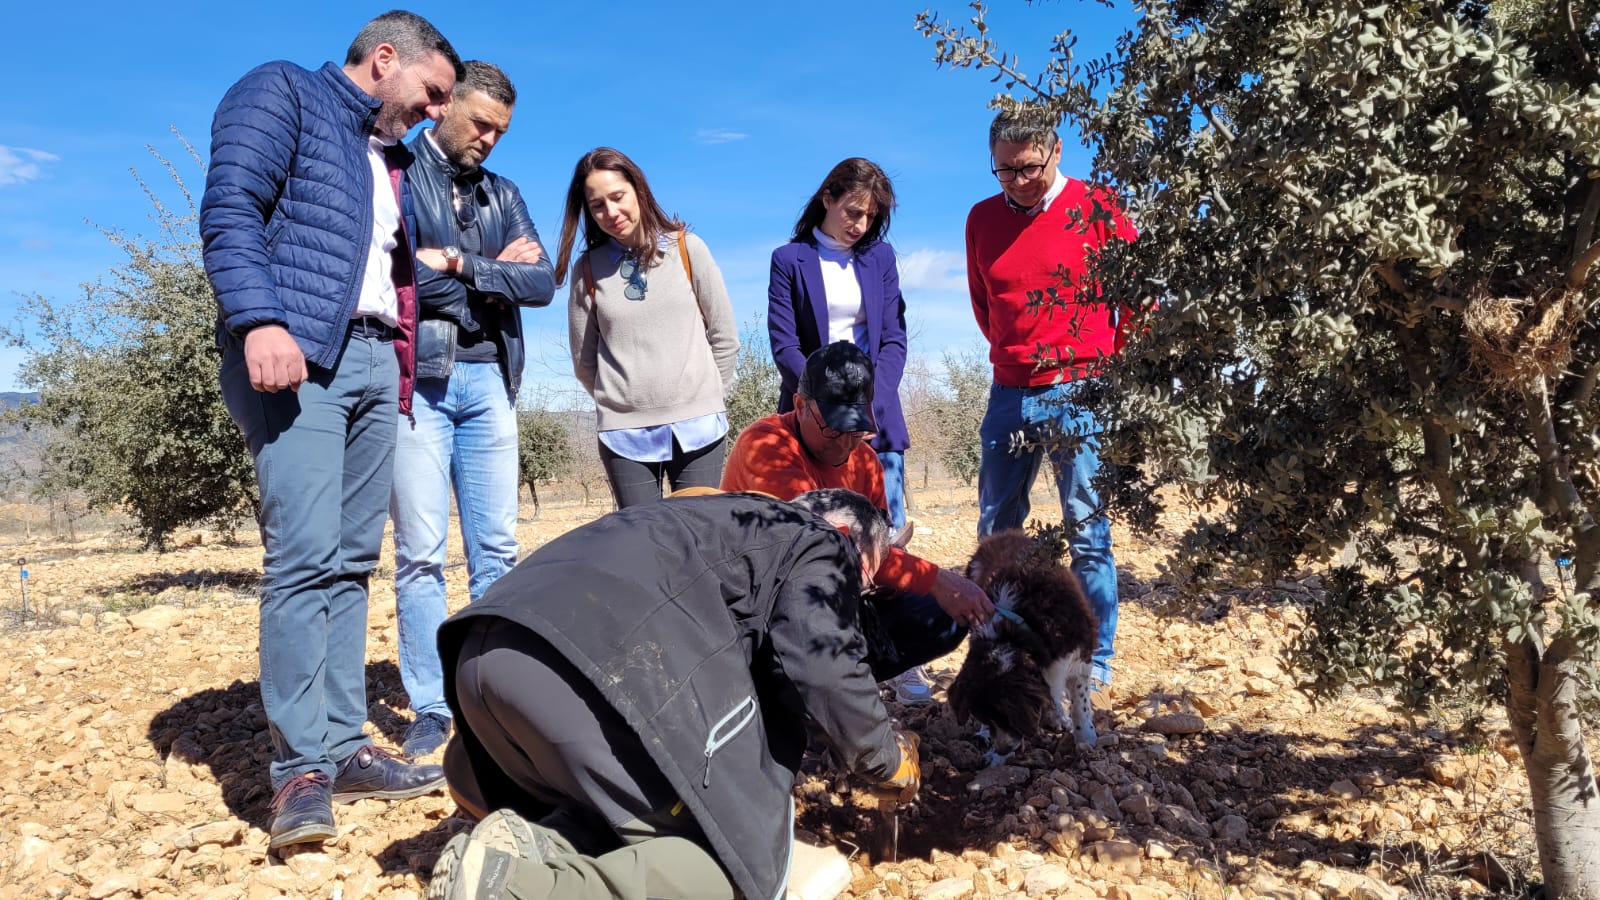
815, 228, 866, 346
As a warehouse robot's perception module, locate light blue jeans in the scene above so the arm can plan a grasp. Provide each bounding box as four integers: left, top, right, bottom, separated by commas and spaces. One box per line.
391, 362, 520, 719
219, 330, 398, 790
878, 451, 907, 532
977, 382, 1119, 684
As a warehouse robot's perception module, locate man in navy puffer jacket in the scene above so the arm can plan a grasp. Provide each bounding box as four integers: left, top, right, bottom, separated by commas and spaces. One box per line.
200, 9, 463, 851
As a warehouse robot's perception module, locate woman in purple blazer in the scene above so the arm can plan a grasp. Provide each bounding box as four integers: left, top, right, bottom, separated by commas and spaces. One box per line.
768, 158, 911, 526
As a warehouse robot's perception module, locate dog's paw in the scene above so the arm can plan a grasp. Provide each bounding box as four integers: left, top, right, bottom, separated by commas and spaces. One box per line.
1073, 724, 1099, 750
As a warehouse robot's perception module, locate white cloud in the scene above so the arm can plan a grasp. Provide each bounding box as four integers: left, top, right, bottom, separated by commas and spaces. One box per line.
0, 145, 59, 187
896, 248, 967, 293
694, 128, 749, 145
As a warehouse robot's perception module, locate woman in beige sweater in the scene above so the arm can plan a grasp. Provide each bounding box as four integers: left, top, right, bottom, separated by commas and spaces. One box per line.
554, 147, 739, 508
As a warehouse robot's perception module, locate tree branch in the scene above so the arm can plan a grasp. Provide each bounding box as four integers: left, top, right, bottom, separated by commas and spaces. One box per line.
1525, 375, 1589, 524
1564, 0, 1599, 83
1200, 105, 1235, 145
1574, 176, 1600, 264
1375, 264, 1414, 301
1574, 359, 1600, 406
1568, 237, 1600, 290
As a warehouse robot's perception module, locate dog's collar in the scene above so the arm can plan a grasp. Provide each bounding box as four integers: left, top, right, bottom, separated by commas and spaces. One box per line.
991, 606, 1037, 638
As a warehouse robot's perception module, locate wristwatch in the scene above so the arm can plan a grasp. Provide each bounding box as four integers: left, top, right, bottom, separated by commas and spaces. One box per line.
443, 246, 462, 274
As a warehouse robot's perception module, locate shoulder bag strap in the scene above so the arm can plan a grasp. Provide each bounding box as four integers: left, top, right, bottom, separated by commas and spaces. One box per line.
678, 231, 705, 327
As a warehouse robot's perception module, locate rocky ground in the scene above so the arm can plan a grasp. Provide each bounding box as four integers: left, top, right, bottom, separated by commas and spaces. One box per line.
0, 486, 1543, 899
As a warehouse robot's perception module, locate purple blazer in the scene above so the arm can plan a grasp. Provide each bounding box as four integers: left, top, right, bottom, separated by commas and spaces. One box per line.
767, 237, 909, 452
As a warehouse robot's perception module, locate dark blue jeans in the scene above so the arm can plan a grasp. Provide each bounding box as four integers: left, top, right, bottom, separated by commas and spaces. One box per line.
220, 330, 398, 790
977, 381, 1119, 684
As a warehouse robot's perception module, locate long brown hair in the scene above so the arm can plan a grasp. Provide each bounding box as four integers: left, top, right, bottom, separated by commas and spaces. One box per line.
555, 147, 686, 286
790, 157, 896, 250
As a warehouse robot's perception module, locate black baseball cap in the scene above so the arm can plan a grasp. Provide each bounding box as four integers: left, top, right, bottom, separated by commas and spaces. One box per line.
799, 342, 877, 434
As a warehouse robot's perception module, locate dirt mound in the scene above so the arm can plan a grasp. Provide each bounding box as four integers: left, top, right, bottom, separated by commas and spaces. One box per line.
0, 497, 1533, 899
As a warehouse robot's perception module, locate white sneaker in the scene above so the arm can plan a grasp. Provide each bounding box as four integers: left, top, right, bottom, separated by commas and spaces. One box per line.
887, 666, 933, 704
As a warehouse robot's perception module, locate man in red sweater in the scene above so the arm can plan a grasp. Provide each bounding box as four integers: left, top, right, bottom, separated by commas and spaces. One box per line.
723, 343, 993, 701
965, 107, 1138, 688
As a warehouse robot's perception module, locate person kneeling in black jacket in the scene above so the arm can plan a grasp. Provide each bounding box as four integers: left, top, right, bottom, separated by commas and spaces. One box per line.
426, 488, 921, 900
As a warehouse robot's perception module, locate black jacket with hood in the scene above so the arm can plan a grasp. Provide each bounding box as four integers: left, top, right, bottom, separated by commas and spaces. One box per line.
438, 491, 901, 900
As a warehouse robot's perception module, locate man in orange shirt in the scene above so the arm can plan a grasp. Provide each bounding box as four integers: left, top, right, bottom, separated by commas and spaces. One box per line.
723, 342, 994, 701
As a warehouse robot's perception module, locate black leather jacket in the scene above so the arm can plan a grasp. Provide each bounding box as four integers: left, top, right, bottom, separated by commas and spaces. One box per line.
406, 131, 556, 398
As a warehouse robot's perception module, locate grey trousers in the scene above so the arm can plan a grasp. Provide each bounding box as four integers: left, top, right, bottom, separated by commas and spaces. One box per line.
220, 330, 398, 790
447, 618, 737, 900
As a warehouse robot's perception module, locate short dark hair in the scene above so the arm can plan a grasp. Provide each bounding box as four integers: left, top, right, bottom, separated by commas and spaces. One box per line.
791, 489, 892, 568
554, 147, 686, 286
989, 106, 1060, 152
790, 157, 896, 250
345, 10, 464, 80
456, 60, 516, 106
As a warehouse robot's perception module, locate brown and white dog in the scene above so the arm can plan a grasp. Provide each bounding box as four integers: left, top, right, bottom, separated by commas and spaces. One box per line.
947, 530, 1099, 754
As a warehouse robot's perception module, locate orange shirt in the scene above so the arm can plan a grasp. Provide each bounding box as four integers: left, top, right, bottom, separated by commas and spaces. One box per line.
721, 412, 939, 595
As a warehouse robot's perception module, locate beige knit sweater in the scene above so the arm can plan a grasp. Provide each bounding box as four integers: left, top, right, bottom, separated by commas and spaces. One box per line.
568, 232, 740, 430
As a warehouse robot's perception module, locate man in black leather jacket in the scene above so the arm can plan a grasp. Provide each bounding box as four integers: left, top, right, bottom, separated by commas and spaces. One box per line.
393, 60, 557, 760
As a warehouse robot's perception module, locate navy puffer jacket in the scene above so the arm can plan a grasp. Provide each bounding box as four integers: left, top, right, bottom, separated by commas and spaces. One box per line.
201, 60, 418, 408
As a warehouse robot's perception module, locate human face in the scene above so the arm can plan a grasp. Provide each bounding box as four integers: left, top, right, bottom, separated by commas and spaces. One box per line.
584, 169, 641, 245
796, 394, 874, 468
370, 48, 456, 141
990, 138, 1060, 209
819, 191, 878, 247
434, 90, 513, 171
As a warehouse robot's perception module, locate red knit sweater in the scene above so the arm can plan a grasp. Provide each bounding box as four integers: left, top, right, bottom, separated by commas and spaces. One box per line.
965, 178, 1138, 387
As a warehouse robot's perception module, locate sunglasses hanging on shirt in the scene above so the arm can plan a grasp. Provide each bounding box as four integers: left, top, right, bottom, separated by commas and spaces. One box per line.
451, 179, 478, 231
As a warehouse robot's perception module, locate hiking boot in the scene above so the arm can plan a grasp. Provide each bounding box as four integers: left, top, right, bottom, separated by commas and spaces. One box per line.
268, 771, 335, 850
402, 712, 452, 760
428, 808, 563, 900
887, 665, 933, 704
332, 744, 446, 802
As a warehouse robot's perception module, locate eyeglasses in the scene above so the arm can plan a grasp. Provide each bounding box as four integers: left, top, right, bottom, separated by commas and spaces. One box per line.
990, 144, 1056, 183
452, 179, 478, 230
807, 399, 872, 441
619, 252, 648, 301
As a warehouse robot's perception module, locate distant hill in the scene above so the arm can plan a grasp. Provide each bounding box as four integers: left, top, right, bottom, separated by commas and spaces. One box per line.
0, 393, 38, 409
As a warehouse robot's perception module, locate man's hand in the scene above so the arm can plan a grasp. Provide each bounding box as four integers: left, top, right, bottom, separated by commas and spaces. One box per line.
931, 568, 995, 629
871, 731, 921, 808
497, 237, 543, 264
416, 248, 450, 273
243, 325, 307, 393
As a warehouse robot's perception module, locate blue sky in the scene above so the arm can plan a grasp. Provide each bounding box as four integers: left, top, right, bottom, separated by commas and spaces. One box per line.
1, 1, 1134, 402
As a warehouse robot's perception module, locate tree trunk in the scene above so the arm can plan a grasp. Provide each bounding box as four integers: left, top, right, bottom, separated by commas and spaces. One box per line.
1505, 635, 1600, 897
527, 480, 541, 521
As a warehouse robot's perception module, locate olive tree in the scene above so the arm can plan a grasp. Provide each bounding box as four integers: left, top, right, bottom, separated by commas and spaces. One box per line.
6, 140, 254, 549
516, 404, 574, 520
724, 319, 781, 448
920, 0, 1600, 892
